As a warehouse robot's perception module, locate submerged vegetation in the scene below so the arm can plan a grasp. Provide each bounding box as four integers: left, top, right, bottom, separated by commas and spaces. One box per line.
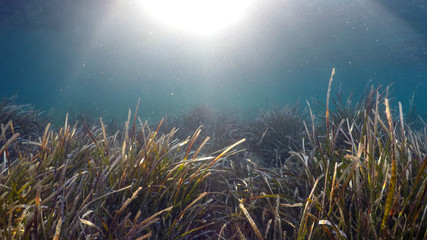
248, 103, 306, 166
0, 96, 49, 141
1, 71, 426, 239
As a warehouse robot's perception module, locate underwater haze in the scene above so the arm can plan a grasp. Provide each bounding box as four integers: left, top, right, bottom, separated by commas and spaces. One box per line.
0, 0, 426, 122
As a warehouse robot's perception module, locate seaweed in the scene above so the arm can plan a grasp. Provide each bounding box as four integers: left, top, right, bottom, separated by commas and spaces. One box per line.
1, 71, 426, 239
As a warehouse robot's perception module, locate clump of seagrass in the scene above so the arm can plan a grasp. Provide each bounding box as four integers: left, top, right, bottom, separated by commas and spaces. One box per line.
67, 108, 123, 136
293, 69, 427, 239
0, 96, 50, 160
0, 101, 246, 239
1, 72, 426, 240
212, 69, 426, 240
316, 84, 390, 151
205, 157, 304, 239
164, 105, 244, 154
0, 96, 48, 140
248, 104, 306, 166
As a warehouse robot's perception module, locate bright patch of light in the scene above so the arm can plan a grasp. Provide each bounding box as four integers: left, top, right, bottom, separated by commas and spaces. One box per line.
139, 0, 253, 35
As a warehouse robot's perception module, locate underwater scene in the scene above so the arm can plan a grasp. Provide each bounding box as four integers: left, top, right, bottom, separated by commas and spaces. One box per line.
0, 0, 426, 239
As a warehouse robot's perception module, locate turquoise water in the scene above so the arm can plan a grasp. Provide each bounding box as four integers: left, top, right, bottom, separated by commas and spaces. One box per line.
1, 0, 426, 122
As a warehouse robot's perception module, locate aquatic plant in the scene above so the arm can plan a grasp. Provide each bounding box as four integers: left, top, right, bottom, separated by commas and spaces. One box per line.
0, 105, 245, 239
294, 71, 427, 239
316, 84, 389, 149
1, 73, 426, 239
206, 70, 426, 239
206, 156, 305, 239
164, 105, 244, 154
0, 96, 50, 162
248, 104, 306, 166
0, 96, 49, 141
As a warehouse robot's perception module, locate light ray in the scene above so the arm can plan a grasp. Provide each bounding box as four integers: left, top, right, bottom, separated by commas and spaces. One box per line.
138, 0, 254, 35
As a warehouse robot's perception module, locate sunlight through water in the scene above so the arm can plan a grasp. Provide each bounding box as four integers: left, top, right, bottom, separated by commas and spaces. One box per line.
137, 0, 254, 36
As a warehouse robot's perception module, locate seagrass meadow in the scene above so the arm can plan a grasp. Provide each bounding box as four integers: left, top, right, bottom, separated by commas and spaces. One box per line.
2, 1, 427, 239
1, 71, 426, 239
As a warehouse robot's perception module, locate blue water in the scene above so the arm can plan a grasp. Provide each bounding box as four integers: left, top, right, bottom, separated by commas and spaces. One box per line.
1, 0, 426, 122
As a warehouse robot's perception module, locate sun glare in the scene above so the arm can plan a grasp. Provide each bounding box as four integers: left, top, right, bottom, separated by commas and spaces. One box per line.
138, 0, 253, 35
